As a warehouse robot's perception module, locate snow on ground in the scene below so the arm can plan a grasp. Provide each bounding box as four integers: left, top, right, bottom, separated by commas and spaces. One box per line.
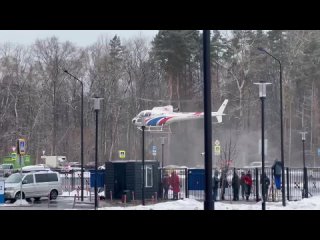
12, 199, 30, 206
61, 189, 104, 197
99, 196, 320, 210
100, 198, 202, 210
62, 190, 92, 196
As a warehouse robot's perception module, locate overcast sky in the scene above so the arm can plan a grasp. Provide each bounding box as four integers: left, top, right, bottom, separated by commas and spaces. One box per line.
0, 30, 159, 47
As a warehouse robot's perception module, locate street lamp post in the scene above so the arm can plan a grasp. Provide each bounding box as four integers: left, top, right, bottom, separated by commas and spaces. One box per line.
161, 137, 165, 169
257, 47, 286, 207
254, 81, 272, 210
63, 70, 84, 202
92, 97, 103, 210
203, 30, 213, 210
141, 118, 146, 206
160, 137, 165, 200
300, 131, 308, 198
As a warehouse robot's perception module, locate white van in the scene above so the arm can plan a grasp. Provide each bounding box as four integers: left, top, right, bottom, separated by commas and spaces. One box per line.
4, 171, 62, 202
22, 165, 51, 173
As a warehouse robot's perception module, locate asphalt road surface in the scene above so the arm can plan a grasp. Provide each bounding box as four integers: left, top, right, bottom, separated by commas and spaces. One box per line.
0, 197, 96, 210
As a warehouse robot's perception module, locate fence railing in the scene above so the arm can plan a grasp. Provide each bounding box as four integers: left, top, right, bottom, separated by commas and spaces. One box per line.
183, 167, 320, 202
60, 167, 320, 202
60, 170, 91, 195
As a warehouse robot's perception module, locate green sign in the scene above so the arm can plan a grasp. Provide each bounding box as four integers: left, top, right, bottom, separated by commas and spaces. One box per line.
119, 150, 125, 159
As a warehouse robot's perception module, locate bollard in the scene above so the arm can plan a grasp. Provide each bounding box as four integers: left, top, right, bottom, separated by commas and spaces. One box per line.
152, 195, 154, 204
48, 193, 50, 208
123, 194, 127, 207
132, 191, 135, 201
110, 191, 112, 202
76, 187, 80, 200
155, 192, 157, 203
72, 195, 76, 208
86, 179, 89, 195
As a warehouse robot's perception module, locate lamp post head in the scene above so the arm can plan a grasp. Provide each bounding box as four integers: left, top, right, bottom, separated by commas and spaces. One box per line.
254, 81, 272, 98
257, 47, 265, 52
141, 117, 146, 127
91, 96, 104, 110
299, 131, 307, 141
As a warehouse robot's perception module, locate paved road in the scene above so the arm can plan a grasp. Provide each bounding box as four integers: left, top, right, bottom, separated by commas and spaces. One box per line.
0, 197, 96, 210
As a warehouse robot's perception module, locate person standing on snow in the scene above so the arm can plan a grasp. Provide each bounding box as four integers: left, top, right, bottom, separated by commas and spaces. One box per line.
244, 170, 253, 201
240, 172, 246, 200
169, 171, 180, 200
212, 170, 220, 201
232, 169, 240, 201
272, 159, 282, 190
162, 173, 170, 200
260, 172, 270, 201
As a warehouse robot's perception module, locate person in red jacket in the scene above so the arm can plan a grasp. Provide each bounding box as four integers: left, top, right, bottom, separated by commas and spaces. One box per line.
244, 170, 253, 201
170, 171, 180, 200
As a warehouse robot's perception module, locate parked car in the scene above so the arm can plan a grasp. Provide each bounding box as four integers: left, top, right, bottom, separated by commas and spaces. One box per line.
4, 171, 62, 202
243, 161, 272, 169
0, 163, 14, 177
22, 165, 51, 173
61, 162, 85, 173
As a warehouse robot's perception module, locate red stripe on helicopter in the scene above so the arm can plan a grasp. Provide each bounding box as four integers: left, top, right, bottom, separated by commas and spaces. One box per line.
158, 117, 173, 125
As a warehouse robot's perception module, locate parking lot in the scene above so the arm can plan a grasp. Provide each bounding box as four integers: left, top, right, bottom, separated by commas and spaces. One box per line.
0, 196, 96, 210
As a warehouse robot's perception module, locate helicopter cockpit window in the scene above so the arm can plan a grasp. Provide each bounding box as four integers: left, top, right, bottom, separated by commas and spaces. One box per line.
144, 112, 151, 117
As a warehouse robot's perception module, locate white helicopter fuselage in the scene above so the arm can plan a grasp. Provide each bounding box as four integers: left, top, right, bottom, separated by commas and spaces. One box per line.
132, 99, 228, 127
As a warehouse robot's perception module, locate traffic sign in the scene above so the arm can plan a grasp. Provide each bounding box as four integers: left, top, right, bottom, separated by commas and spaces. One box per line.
152, 146, 157, 156
17, 138, 26, 155
119, 150, 126, 159
214, 145, 221, 156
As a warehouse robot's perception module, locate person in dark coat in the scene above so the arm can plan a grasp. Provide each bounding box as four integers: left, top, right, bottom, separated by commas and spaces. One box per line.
220, 168, 228, 200
272, 159, 282, 190
260, 172, 270, 201
244, 170, 253, 201
232, 169, 240, 201
169, 171, 180, 200
162, 174, 170, 200
240, 172, 246, 200
212, 170, 219, 201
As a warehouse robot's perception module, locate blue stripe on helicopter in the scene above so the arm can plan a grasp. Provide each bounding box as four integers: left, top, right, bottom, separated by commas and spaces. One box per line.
147, 117, 165, 126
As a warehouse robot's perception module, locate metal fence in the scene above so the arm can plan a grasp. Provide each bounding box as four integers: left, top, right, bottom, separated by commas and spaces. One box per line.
185, 167, 320, 202
60, 170, 91, 195
159, 168, 188, 200
60, 167, 320, 202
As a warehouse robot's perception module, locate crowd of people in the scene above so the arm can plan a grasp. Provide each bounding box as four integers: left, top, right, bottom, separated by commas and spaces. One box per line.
213, 158, 282, 202
160, 159, 282, 202
162, 171, 181, 200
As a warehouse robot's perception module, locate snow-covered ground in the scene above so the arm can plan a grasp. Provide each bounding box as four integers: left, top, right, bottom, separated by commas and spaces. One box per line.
2, 192, 320, 209
12, 199, 30, 206
99, 196, 320, 210
61, 189, 104, 197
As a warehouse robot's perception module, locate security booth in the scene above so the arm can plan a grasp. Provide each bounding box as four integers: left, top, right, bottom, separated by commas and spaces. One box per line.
105, 160, 160, 201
